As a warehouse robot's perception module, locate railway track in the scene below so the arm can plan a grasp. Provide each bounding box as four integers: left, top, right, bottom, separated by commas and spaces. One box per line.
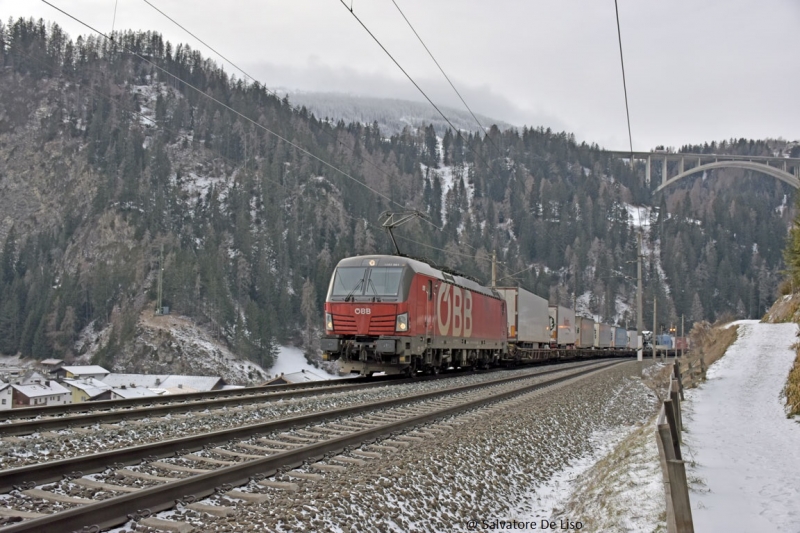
0, 359, 624, 532
0, 359, 603, 438
0, 374, 397, 423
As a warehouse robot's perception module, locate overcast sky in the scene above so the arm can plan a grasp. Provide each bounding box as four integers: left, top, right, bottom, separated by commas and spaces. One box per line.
5, 0, 800, 149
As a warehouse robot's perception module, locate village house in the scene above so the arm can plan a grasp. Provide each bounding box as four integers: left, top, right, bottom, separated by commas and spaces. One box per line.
56, 365, 110, 380
39, 359, 64, 376
100, 374, 225, 394
0, 383, 13, 411
263, 369, 327, 386
10, 381, 71, 408
62, 378, 113, 403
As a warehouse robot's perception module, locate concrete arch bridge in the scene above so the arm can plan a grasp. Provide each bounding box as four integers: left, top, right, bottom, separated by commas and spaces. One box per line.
606, 151, 800, 192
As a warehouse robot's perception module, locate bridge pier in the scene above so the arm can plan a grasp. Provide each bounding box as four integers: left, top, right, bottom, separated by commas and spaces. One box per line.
646, 155, 651, 185
679, 157, 685, 174
662, 157, 668, 187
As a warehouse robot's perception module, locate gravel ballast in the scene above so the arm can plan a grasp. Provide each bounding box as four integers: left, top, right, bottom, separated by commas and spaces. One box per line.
128, 361, 658, 532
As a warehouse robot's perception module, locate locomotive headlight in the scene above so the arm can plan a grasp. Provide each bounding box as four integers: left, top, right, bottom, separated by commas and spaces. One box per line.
396, 312, 408, 332
325, 313, 334, 331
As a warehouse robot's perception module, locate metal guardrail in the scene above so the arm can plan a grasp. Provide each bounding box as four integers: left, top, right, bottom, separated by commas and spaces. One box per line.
655, 363, 694, 533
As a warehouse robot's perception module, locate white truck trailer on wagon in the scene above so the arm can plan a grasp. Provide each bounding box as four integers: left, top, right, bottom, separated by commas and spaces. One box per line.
497, 287, 550, 349
548, 305, 577, 348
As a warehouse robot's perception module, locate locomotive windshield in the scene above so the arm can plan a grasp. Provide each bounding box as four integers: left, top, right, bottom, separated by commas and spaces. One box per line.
329, 266, 404, 299
367, 267, 403, 296
330, 267, 367, 297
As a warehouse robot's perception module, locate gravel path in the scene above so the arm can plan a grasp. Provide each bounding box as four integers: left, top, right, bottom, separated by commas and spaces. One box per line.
122, 361, 657, 532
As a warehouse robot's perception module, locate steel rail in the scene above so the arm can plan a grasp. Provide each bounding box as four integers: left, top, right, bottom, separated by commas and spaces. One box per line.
0, 360, 604, 435
0, 360, 626, 533
0, 374, 397, 421
0, 375, 430, 436
0, 360, 612, 493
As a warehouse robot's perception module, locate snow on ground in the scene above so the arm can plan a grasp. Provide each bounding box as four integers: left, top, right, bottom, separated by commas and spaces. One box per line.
625, 204, 652, 228
266, 346, 339, 379
684, 320, 800, 531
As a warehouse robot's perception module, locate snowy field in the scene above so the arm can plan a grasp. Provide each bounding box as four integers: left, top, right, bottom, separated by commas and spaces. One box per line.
684, 320, 800, 531
266, 346, 339, 379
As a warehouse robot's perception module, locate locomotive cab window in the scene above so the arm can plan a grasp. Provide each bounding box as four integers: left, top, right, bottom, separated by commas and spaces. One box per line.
367, 267, 403, 296
329, 266, 406, 299
331, 267, 367, 297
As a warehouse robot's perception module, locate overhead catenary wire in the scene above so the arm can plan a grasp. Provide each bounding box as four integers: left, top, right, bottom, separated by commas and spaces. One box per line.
338, 1, 501, 179
613, 0, 634, 160
41, 0, 413, 219
612, 1, 645, 233
5, 24, 451, 263
389, 0, 503, 158
137, 0, 442, 232
110, 0, 119, 36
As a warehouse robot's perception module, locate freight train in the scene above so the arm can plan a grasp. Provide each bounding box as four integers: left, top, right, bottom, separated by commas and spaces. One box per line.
320, 255, 636, 376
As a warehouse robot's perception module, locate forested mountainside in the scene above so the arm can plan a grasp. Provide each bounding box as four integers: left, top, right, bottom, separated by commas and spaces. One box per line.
0, 19, 794, 372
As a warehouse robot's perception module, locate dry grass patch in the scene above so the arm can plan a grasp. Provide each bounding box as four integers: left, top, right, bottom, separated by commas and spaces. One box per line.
679, 322, 739, 388
785, 347, 800, 417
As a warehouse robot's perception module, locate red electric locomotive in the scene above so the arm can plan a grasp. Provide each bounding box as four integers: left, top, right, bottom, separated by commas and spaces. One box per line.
320, 255, 507, 375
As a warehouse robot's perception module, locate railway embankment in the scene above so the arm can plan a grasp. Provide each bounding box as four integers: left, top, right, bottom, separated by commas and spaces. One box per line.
764, 292, 800, 416
676, 319, 739, 388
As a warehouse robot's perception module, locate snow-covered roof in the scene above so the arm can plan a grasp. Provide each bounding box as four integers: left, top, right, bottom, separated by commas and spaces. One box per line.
163, 386, 200, 395
267, 370, 327, 384
160, 375, 222, 391
62, 365, 110, 376
62, 378, 112, 398
0, 383, 9, 392
111, 387, 162, 399
11, 382, 70, 398
40, 359, 64, 366
20, 371, 47, 385
101, 374, 223, 391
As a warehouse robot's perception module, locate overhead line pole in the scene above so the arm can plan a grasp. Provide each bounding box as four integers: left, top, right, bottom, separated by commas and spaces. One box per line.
637, 232, 643, 365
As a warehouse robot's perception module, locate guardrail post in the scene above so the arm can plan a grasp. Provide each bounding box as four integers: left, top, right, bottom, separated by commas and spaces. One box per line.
656, 420, 678, 533
663, 398, 682, 459
666, 459, 695, 533
673, 364, 685, 400
670, 379, 682, 431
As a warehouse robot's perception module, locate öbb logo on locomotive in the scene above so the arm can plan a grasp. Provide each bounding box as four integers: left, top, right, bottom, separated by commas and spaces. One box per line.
354, 308, 371, 315
436, 283, 473, 337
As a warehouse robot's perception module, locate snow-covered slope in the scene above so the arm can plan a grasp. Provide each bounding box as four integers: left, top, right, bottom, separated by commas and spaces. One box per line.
266, 346, 339, 380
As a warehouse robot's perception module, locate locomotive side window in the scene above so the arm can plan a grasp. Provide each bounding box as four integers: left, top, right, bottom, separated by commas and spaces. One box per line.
428, 280, 433, 301
330, 267, 367, 297
367, 267, 404, 296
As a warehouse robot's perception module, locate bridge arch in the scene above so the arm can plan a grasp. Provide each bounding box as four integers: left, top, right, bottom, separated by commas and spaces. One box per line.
655, 160, 800, 193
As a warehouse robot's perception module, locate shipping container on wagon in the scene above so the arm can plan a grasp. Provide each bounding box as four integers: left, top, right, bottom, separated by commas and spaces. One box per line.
612, 327, 628, 349
576, 317, 595, 349
594, 323, 613, 348
548, 306, 577, 347
497, 287, 550, 347
626, 330, 638, 349
675, 336, 689, 351
655, 334, 673, 350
